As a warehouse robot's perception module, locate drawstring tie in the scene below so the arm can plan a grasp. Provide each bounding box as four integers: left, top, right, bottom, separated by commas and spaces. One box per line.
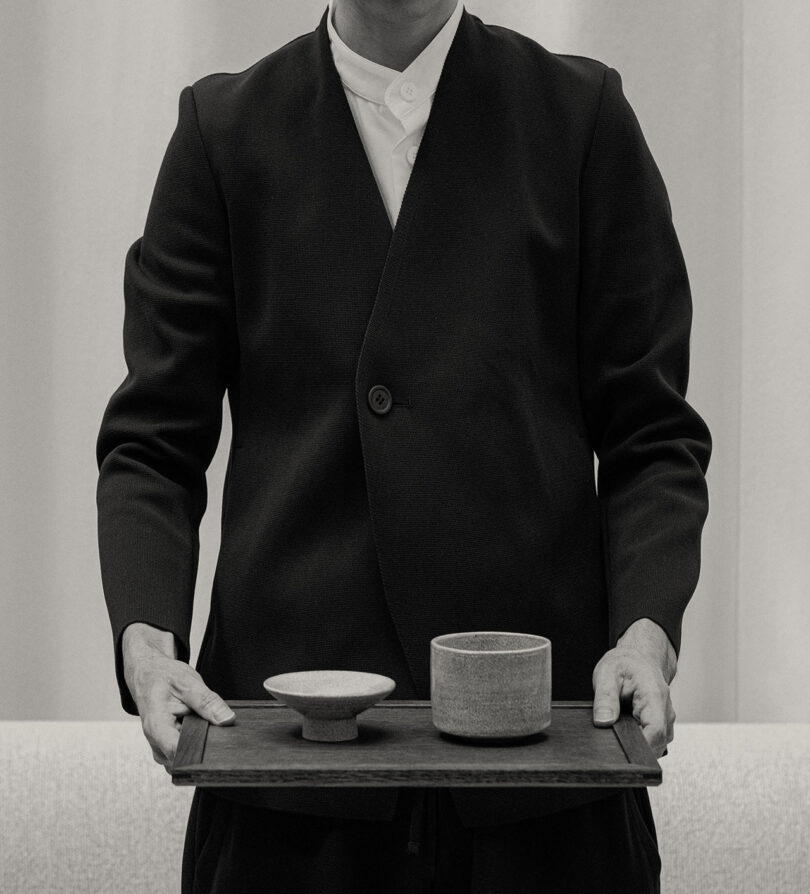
406, 788, 437, 877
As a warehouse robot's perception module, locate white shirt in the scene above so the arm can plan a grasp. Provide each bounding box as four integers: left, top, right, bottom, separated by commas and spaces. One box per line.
326, 0, 464, 227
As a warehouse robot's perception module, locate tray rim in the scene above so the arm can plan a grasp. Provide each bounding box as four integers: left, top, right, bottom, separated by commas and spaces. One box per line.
170, 699, 661, 788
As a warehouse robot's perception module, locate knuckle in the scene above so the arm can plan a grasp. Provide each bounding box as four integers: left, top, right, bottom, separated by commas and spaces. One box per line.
168, 665, 192, 692
141, 716, 156, 743
175, 663, 201, 684
173, 669, 204, 702
141, 713, 173, 754
143, 678, 169, 708
593, 654, 616, 678
144, 730, 164, 755
195, 689, 219, 712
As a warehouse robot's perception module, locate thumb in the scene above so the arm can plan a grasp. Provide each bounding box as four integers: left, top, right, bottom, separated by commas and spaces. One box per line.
592, 666, 620, 726
179, 675, 236, 725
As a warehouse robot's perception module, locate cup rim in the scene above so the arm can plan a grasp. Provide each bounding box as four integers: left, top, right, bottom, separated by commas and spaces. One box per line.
431, 631, 550, 654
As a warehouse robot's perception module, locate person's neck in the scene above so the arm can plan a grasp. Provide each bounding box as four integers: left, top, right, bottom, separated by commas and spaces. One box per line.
332, 0, 457, 71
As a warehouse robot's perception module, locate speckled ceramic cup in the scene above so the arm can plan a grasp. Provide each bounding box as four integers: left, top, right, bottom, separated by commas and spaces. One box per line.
430, 631, 551, 739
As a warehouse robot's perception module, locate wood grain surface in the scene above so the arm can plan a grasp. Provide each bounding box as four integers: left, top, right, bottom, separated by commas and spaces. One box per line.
170, 700, 661, 788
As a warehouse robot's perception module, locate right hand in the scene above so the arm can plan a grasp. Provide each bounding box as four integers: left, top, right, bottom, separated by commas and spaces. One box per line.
122, 622, 236, 772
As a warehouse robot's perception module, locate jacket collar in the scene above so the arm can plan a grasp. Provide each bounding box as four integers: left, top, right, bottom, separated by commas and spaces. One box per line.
325, 0, 463, 123
312, 5, 486, 237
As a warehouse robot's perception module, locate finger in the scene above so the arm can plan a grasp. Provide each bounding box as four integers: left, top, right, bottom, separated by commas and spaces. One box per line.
592, 664, 621, 726
667, 699, 676, 739
174, 673, 236, 726
150, 744, 166, 766
149, 743, 175, 773
639, 717, 667, 757
633, 693, 669, 757
151, 730, 181, 775
142, 709, 182, 765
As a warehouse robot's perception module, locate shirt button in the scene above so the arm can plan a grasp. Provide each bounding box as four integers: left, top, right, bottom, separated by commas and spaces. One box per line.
406, 145, 418, 166
400, 81, 418, 101
368, 385, 393, 415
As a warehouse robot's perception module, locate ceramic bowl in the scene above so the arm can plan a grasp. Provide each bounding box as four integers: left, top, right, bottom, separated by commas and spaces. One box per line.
263, 670, 396, 741
431, 631, 551, 739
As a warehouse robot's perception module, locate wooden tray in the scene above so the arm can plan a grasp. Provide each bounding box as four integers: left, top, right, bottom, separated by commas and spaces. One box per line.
170, 700, 660, 788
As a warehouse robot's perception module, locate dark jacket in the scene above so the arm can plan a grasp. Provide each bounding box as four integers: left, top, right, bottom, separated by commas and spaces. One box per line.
96, 7, 711, 826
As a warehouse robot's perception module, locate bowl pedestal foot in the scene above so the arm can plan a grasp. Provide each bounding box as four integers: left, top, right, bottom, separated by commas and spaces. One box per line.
301, 715, 358, 742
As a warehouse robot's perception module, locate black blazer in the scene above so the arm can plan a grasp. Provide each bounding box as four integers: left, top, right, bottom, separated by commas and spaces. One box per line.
96, 8, 711, 826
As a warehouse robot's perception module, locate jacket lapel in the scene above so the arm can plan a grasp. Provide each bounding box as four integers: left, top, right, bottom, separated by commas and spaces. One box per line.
312, 8, 394, 238
351, 11, 495, 695
312, 6, 485, 253
313, 9, 512, 696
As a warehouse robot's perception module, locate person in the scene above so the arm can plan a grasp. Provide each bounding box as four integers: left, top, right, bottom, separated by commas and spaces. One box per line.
95, 0, 712, 891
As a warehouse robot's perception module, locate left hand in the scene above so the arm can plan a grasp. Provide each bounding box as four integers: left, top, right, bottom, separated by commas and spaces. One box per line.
591, 618, 677, 758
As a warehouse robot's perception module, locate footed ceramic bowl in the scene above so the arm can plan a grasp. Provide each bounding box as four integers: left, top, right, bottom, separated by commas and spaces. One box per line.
263, 670, 396, 741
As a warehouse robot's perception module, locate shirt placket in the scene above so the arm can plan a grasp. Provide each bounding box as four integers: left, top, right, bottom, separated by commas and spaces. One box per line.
385, 77, 432, 219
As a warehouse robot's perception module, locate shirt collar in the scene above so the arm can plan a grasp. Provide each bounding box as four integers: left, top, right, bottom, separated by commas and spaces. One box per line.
326, 0, 463, 121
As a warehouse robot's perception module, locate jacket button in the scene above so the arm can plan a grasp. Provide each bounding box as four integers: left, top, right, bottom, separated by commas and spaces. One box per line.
368, 385, 393, 415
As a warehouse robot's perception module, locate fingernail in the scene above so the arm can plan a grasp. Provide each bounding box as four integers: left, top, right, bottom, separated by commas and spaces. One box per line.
594, 710, 614, 723
213, 706, 235, 723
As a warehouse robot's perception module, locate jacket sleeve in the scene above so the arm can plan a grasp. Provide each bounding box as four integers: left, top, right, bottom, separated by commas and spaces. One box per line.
577, 65, 712, 658
96, 85, 236, 714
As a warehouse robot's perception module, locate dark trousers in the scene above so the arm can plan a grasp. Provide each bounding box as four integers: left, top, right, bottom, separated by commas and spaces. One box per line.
182, 787, 661, 893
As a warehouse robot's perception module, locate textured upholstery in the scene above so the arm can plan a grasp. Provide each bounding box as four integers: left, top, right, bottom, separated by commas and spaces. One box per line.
0, 722, 807, 893
649, 724, 810, 893
0, 722, 192, 893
